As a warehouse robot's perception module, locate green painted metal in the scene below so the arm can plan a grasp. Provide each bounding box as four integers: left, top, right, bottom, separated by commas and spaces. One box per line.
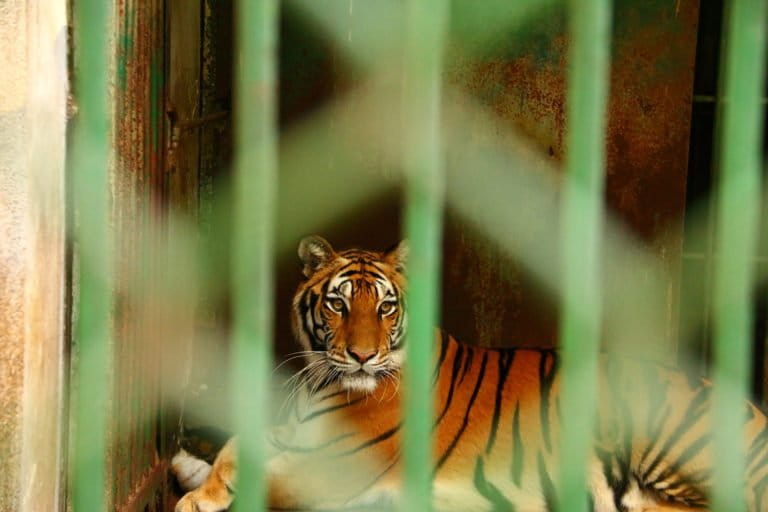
71, 0, 113, 510
231, 0, 278, 510
711, 0, 767, 510
556, 0, 611, 510
402, 0, 449, 510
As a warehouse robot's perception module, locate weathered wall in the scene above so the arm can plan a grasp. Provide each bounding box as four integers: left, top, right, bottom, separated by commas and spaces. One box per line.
271, 1, 701, 360
0, 0, 68, 510
441, 0, 700, 353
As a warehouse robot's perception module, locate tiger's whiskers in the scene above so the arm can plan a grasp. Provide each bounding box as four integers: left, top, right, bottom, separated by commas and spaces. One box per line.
280, 358, 328, 416
273, 350, 324, 374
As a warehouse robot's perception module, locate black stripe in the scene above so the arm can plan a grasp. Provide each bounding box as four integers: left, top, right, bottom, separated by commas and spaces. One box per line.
459, 346, 475, 384
639, 403, 672, 464
674, 467, 710, 488
368, 271, 387, 282
593, 445, 627, 511
435, 352, 489, 472
537, 451, 558, 511
351, 454, 400, 500
747, 425, 768, 472
337, 270, 363, 279
752, 470, 768, 510
748, 441, 768, 480
333, 261, 357, 276
474, 456, 515, 511
339, 268, 389, 281
511, 401, 524, 487
300, 397, 365, 423
643, 367, 671, 438
334, 423, 401, 457
300, 291, 325, 351
640, 386, 710, 482
486, 350, 515, 454
600, 365, 633, 507
538, 351, 558, 453
391, 321, 405, 349
650, 433, 710, 489
316, 390, 347, 403
435, 342, 465, 428
432, 331, 451, 384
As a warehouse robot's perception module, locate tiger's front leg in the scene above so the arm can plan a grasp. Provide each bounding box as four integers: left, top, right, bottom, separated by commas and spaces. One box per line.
174, 437, 305, 512
175, 440, 236, 512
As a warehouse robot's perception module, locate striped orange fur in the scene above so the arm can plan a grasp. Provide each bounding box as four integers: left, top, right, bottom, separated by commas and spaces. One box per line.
175, 237, 768, 511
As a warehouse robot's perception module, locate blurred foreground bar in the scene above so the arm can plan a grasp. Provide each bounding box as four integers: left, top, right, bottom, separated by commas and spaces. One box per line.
557, 0, 611, 510
711, 0, 767, 510
231, 0, 278, 510
402, 0, 449, 510
71, 0, 112, 510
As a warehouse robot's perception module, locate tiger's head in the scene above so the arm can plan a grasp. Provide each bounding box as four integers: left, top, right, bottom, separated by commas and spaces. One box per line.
291, 235, 408, 393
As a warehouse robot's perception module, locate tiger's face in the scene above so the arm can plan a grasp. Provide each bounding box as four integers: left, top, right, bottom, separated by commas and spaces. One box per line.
291, 236, 407, 393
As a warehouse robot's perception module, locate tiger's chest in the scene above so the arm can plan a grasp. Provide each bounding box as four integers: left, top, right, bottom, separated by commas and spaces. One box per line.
271, 344, 566, 508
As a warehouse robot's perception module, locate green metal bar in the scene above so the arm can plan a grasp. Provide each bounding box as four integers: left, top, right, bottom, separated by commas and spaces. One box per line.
711, 0, 767, 510
556, 0, 611, 510
71, 0, 113, 510
402, 1, 448, 510
231, 0, 278, 510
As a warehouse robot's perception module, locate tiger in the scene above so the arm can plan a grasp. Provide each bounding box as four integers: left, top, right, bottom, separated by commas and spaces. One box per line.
174, 235, 768, 511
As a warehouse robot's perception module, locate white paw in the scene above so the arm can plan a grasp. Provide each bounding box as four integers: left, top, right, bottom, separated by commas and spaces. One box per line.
172, 449, 212, 491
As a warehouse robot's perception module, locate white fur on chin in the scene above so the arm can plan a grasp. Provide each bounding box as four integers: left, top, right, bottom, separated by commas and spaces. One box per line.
341, 373, 379, 393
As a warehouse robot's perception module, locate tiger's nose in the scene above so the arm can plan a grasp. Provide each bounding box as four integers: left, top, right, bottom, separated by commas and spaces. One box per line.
347, 347, 377, 364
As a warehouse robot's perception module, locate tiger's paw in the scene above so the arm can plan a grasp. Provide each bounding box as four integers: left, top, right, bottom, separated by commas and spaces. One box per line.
175, 490, 229, 512
171, 449, 212, 492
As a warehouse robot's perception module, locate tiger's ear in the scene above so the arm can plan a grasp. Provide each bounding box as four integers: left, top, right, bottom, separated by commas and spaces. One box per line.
298, 235, 336, 277
384, 240, 408, 273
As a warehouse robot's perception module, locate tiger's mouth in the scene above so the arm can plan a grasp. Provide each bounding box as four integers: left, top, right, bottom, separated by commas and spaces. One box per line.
336, 350, 404, 393
309, 350, 403, 394
340, 371, 380, 393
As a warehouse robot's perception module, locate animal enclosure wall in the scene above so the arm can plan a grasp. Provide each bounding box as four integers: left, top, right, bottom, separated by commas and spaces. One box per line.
61, 0, 768, 511
187, 2, 706, 433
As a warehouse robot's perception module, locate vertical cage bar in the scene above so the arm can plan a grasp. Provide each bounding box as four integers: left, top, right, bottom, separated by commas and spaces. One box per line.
711, 0, 767, 510
231, 0, 278, 510
402, 1, 448, 510
71, 0, 113, 510
556, 0, 611, 510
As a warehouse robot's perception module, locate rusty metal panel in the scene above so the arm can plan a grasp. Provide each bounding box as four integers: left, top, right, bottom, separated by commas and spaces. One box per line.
181, 0, 235, 435
110, 0, 168, 509
167, 0, 201, 214
269, 2, 700, 362
442, 0, 700, 353
200, 0, 233, 220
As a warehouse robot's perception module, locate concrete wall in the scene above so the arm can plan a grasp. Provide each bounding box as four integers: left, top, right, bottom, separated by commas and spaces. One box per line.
0, 1, 68, 510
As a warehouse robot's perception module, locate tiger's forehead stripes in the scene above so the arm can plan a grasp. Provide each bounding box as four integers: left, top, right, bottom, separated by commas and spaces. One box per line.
327, 259, 398, 301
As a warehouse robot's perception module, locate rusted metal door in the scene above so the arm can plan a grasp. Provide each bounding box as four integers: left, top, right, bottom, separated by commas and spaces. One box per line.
108, 0, 170, 509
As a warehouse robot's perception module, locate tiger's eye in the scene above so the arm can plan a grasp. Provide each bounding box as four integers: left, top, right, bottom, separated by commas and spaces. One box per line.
379, 302, 396, 315
328, 298, 345, 312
